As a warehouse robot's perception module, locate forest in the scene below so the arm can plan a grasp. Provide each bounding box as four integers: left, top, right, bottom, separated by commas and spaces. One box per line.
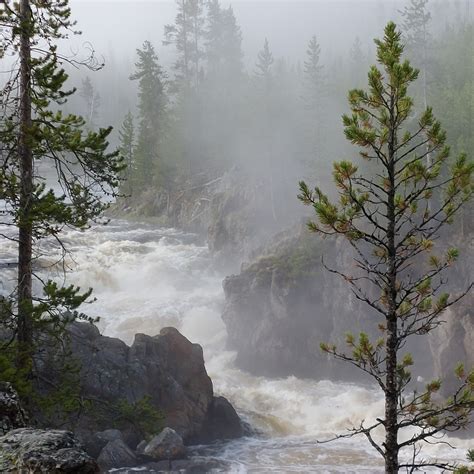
0, 0, 473, 473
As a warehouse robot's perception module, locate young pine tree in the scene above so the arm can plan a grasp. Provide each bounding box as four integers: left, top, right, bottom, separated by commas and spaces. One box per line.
299, 22, 473, 473
0, 0, 124, 381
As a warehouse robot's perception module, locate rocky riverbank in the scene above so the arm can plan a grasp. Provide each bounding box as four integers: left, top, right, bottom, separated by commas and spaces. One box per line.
222, 226, 474, 388
0, 324, 243, 472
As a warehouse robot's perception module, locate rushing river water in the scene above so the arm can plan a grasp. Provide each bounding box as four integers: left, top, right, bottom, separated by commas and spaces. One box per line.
0, 219, 471, 473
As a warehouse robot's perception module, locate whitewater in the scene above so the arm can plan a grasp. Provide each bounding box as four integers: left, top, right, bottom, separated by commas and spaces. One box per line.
0, 219, 471, 472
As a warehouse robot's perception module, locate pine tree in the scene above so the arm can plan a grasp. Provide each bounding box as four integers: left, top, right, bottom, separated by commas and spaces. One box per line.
80, 76, 101, 128
255, 38, 274, 86
400, 0, 431, 109
349, 36, 368, 87
164, 0, 205, 90
118, 112, 135, 195
301, 35, 326, 167
205, 1, 243, 78
303, 36, 323, 108
299, 22, 473, 472
0, 0, 124, 379
130, 41, 167, 187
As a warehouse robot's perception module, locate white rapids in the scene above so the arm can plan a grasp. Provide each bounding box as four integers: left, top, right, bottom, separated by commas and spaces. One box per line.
0, 219, 471, 473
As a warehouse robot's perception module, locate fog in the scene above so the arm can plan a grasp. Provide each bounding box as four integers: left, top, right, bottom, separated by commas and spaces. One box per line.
1, 0, 473, 471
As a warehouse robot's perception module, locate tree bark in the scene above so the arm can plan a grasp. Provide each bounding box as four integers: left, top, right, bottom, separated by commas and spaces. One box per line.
384, 94, 399, 474
17, 0, 34, 370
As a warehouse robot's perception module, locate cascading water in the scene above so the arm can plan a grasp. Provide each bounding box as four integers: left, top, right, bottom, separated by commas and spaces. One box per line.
0, 219, 470, 473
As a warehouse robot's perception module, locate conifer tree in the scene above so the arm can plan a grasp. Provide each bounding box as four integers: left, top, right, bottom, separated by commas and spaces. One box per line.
303, 36, 323, 108
299, 22, 473, 472
0, 0, 124, 378
255, 38, 274, 86
301, 35, 327, 167
164, 0, 205, 90
80, 76, 101, 128
130, 41, 167, 187
400, 0, 431, 109
205, 0, 243, 78
118, 112, 135, 195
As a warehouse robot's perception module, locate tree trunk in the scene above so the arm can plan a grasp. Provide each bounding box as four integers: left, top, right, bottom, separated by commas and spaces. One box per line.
384, 95, 399, 474
17, 0, 34, 371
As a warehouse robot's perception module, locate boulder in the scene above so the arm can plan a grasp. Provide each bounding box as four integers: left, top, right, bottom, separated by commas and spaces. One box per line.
0, 428, 99, 473
97, 438, 138, 471
35, 324, 241, 447
143, 427, 186, 461
201, 396, 243, 442
0, 381, 28, 435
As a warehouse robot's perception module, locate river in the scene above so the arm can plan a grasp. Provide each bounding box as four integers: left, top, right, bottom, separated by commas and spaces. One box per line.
0, 218, 470, 472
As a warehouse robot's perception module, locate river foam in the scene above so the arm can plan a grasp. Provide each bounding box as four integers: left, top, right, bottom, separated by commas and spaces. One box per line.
1, 219, 471, 472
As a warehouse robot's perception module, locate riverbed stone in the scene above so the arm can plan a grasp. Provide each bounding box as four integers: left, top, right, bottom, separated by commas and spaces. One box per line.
97, 438, 138, 470
0, 428, 99, 473
0, 381, 28, 435
143, 427, 186, 460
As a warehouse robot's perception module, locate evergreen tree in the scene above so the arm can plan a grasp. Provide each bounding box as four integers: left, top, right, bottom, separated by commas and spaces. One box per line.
80, 76, 101, 128
299, 22, 473, 472
164, 0, 205, 90
255, 38, 274, 86
118, 112, 135, 195
206, 0, 243, 78
303, 36, 323, 108
349, 36, 368, 87
0, 0, 124, 381
400, 0, 431, 109
130, 41, 167, 187
301, 35, 327, 168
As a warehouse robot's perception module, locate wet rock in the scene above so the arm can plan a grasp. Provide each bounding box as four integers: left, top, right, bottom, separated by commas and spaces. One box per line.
0, 381, 28, 435
0, 428, 99, 473
136, 439, 148, 454
222, 230, 378, 379
97, 438, 138, 471
35, 324, 241, 446
202, 396, 243, 442
144, 427, 186, 461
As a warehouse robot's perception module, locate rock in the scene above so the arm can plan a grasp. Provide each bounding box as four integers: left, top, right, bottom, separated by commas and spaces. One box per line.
143, 427, 186, 461
202, 396, 243, 442
34, 324, 241, 447
96, 428, 123, 444
222, 229, 380, 379
136, 439, 147, 454
0, 428, 99, 473
97, 438, 138, 471
0, 381, 28, 435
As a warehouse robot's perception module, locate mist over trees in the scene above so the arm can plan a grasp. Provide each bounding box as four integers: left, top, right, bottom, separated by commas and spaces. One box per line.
0, 0, 472, 471
60, 1, 471, 227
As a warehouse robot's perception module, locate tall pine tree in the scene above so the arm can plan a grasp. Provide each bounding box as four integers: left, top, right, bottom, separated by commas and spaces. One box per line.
0, 0, 124, 381
130, 41, 167, 187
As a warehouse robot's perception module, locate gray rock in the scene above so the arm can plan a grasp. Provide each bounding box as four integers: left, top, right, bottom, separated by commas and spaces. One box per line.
96, 428, 123, 443
144, 427, 186, 461
136, 439, 147, 454
202, 396, 243, 442
35, 324, 240, 446
0, 382, 28, 435
0, 428, 99, 473
97, 438, 138, 470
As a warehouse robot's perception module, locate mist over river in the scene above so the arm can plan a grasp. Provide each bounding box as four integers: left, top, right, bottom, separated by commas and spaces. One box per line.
0, 219, 470, 472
